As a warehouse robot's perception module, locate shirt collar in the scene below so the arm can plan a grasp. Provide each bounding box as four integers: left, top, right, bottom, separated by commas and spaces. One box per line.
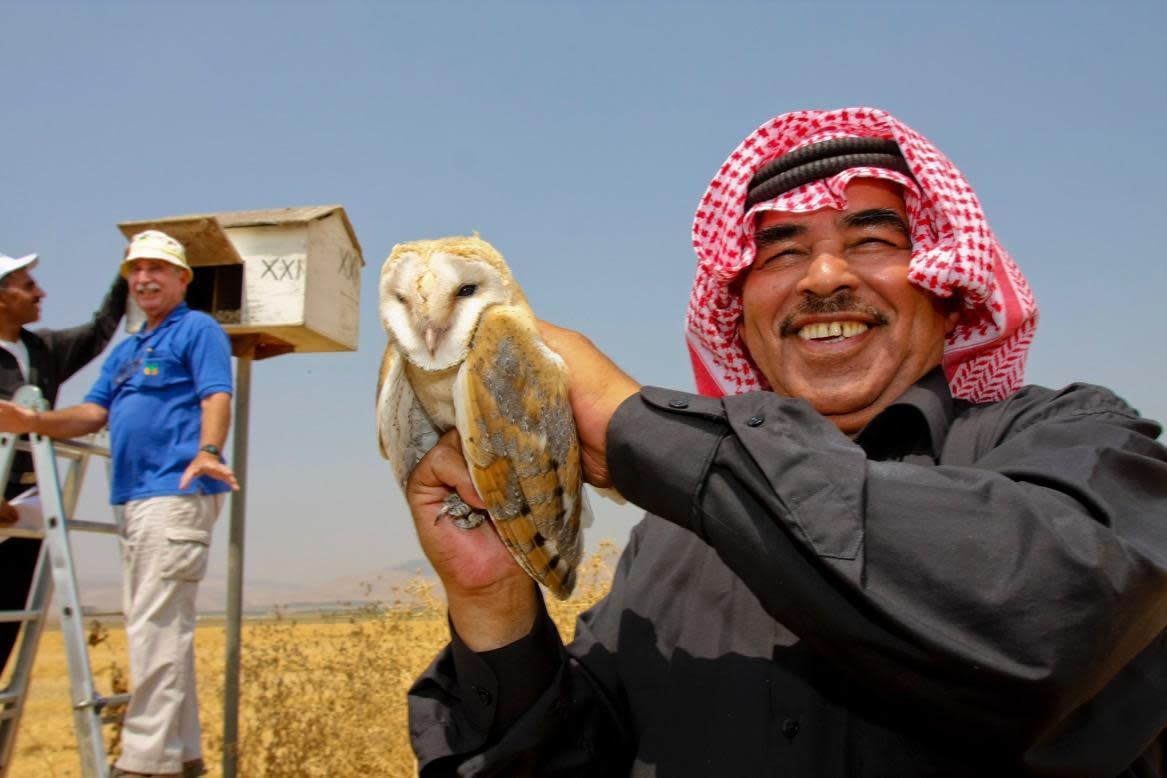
855, 367, 955, 460
136, 302, 189, 340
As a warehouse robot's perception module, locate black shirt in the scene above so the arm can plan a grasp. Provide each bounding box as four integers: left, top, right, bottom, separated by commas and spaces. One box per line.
0, 274, 127, 497
410, 370, 1167, 776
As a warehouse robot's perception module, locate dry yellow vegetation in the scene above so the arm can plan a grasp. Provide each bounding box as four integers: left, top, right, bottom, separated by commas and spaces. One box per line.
5, 542, 617, 777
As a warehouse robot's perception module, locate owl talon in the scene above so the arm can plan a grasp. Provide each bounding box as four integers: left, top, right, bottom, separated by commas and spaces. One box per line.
452, 512, 486, 530
436, 493, 486, 530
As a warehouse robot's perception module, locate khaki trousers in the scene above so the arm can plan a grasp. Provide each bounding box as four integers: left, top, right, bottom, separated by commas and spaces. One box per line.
114, 494, 223, 776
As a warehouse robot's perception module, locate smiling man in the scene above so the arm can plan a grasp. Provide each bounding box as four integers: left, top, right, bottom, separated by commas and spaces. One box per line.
405, 108, 1167, 776
0, 230, 237, 778
737, 178, 959, 433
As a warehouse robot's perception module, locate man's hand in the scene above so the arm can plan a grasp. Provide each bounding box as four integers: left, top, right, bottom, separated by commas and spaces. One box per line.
0, 500, 17, 524
407, 428, 537, 651
0, 401, 38, 435
0, 402, 105, 440
179, 451, 240, 491
537, 321, 640, 488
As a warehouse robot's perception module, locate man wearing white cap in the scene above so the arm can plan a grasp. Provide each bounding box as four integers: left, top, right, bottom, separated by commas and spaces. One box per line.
0, 230, 238, 778
404, 108, 1167, 775
0, 250, 127, 677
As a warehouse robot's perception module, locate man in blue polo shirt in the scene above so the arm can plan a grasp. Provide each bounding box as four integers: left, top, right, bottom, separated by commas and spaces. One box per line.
0, 230, 237, 778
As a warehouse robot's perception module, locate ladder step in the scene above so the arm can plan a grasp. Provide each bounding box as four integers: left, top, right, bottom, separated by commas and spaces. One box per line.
81, 607, 123, 619
53, 438, 112, 459
0, 609, 43, 624
75, 692, 131, 712
0, 526, 44, 540
15, 437, 111, 460
65, 518, 119, 535
1, 688, 22, 706
0, 519, 118, 538
0, 607, 121, 624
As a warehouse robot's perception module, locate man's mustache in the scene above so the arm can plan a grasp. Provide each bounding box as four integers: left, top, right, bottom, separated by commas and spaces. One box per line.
134, 282, 161, 294
779, 292, 888, 336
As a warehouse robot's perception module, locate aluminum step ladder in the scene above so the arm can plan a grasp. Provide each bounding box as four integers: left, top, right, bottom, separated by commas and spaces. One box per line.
0, 385, 127, 778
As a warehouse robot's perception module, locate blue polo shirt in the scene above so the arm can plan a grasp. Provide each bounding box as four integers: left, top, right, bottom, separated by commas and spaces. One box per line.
85, 303, 234, 504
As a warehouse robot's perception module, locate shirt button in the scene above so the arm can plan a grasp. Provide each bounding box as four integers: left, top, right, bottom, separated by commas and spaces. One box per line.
746, 414, 765, 427
474, 686, 493, 706
668, 399, 690, 409
781, 718, 800, 739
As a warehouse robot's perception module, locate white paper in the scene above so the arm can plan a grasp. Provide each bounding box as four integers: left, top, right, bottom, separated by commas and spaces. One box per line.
0, 487, 42, 541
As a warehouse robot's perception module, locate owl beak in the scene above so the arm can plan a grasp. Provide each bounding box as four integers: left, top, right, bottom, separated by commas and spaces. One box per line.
424, 326, 441, 355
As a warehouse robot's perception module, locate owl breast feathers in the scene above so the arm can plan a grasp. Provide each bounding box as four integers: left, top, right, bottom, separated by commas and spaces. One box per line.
376, 235, 588, 598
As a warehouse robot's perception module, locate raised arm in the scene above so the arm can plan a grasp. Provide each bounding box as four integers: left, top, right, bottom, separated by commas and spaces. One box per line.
405, 324, 646, 773
406, 428, 536, 650
38, 274, 128, 382
407, 428, 639, 775
603, 382, 1167, 754
534, 321, 639, 488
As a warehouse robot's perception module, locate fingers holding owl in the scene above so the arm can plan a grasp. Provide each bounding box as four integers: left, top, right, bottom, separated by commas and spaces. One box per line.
535, 320, 641, 489
379, 235, 624, 605
406, 428, 539, 650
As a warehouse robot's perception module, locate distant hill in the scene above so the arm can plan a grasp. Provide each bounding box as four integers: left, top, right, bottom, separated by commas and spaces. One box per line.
74, 558, 438, 616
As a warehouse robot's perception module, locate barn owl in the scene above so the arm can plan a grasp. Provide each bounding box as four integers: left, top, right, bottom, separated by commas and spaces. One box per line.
376, 235, 588, 599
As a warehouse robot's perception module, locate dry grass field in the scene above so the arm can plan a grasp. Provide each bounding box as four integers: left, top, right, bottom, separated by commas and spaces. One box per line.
5, 543, 617, 777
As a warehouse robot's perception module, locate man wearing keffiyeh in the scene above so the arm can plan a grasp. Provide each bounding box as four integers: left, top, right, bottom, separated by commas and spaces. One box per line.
406, 108, 1167, 776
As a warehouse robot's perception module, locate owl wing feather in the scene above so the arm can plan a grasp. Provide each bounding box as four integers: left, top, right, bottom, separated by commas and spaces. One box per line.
376, 344, 441, 488
454, 304, 587, 599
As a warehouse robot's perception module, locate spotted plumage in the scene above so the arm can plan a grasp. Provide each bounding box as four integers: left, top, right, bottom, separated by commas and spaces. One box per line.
376, 235, 587, 598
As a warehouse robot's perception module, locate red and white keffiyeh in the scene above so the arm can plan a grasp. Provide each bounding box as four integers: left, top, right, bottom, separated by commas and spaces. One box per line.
687, 106, 1037, 403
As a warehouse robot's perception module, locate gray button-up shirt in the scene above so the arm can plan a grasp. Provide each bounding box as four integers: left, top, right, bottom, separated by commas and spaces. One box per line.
410, 370, 1167, 776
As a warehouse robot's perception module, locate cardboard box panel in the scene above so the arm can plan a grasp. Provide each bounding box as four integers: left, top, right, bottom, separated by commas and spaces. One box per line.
117, 206, 363, 355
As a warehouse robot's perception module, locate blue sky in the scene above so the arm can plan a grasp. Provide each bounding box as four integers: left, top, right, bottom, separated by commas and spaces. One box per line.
2, 0, 1163, 588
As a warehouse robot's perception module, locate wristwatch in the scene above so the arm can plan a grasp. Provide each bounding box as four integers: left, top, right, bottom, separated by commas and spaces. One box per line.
200, 444, 222, 459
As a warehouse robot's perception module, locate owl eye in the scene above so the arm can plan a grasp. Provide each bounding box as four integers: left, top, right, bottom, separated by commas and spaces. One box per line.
456, 284, 477, 298
395, 293, 407, 304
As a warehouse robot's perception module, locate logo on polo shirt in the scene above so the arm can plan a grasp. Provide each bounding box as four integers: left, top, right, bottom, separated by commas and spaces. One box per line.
143, 361, 160, 376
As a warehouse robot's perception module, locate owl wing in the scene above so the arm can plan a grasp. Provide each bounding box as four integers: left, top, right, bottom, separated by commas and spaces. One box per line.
376, 344, 440, 488
454, 304, 588, 599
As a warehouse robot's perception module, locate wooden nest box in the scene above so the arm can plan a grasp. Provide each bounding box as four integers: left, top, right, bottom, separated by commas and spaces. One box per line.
118, 205, 363, 360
